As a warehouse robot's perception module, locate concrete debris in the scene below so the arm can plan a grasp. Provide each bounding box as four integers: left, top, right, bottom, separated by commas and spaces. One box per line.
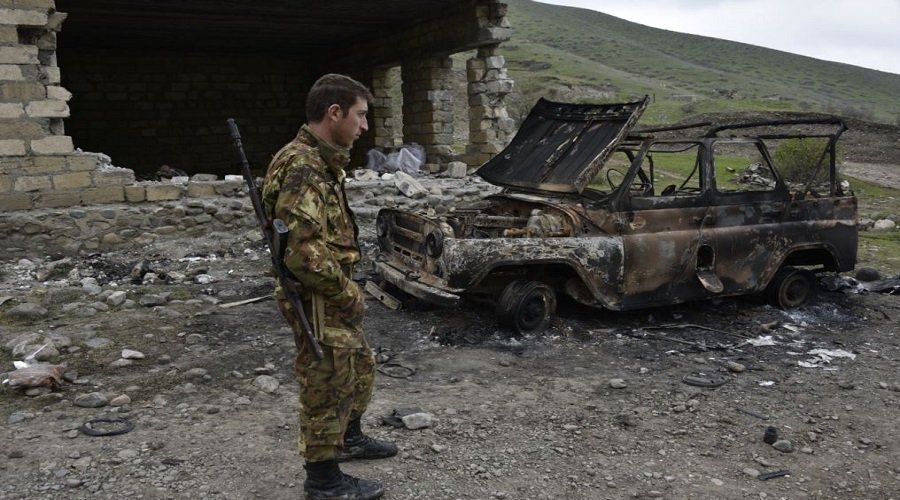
393, 171, 428, 199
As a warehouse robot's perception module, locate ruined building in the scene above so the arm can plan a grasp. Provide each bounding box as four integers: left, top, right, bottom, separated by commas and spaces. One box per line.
0, 0, 514, 212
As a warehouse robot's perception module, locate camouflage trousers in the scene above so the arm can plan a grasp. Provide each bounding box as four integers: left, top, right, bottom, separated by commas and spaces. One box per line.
276, 298, 375, 462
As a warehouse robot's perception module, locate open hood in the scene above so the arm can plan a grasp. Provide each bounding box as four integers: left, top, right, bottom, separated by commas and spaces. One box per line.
477, 97, 648, 194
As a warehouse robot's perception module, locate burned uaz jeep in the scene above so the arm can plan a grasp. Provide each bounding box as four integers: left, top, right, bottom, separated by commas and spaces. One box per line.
374, 97, 857, 334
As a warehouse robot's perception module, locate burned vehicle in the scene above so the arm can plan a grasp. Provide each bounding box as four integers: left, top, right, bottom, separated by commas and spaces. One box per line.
374, 97, 857, 334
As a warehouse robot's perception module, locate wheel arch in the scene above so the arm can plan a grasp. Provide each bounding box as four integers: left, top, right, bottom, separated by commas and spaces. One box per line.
761, 243, 844, 291
471, 259, 614, 307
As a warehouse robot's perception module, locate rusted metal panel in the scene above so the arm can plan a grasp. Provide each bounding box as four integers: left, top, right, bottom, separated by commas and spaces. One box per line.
477, 97, 648, 194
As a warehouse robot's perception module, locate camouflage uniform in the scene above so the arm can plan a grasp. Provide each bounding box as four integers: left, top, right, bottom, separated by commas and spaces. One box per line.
262, 124, 375, 462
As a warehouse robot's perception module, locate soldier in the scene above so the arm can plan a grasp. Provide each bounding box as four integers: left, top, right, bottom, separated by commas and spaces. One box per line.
262, 74, 397, 500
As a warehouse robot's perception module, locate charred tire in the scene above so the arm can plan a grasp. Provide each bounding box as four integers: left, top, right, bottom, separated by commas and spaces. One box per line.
765, 267, 817, 309
496, 280, 557, 335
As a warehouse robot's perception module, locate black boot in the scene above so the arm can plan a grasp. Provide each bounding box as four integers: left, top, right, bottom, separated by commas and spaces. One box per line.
303, 459, 384, 500
337, 417, 399, 462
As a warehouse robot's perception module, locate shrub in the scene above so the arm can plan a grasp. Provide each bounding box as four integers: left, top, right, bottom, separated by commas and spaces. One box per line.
773, 138, 833, 182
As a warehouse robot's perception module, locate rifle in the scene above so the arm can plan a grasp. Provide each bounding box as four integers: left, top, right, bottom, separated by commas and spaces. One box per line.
226, 118, 324, 361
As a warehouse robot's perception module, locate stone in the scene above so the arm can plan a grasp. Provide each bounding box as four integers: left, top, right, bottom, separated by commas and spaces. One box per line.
121, 349, 145, 359
742, 467, 760, 478
872, 219, 896, 231
353, 169, 379, 181
185, 367, 209, 378
0, 8, 48, 26
25, 100, 70, 118
30, 136, 74, 155
139, 294, 167, 307
446, 161, 468, 178
6, 302, 47, 320
394, 171, 428, 199
0, 46, 38, 64
771, 439, 794, 453
84, 337, 111, 349
0, 102, 23, 118
73, 392, 109, 408
7, 411, 34, 425
401, 412, 434, 430
80, 277, 102, 295
609, 378, 627, 389
854, 267, 881, 282
253, 375, 279, 393
32, 343, 59, 361
725, 361, 746, 373
110, 394, 132, 406
106, 291, 127, 306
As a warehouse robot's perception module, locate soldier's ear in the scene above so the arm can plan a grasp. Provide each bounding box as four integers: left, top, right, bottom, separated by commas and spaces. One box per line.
326, 104, 343, 122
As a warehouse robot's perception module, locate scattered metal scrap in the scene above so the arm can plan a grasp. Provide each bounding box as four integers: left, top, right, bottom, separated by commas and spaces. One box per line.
377, 362, 416, 379
857, 276, 900, 294
758, 470, 791, 481
682, 372, 729, 387
628, 324, 742, 351
79, 417, 134, 437
643, 323, 754, 341
821, 274, 900, 294
736, 407, 770, 420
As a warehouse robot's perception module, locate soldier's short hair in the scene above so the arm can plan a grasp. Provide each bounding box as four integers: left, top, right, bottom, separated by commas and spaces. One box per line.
306, 74, 373, 123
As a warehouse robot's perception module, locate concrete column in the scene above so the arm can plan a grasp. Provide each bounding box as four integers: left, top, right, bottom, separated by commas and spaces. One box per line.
465, 43, 515, 167
401, 55, 454, 172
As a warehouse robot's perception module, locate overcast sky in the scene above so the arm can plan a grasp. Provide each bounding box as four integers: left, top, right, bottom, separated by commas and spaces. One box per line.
536, 0, 900, 75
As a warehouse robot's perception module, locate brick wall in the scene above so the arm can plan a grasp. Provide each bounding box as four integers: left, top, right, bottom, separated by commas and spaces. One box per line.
0, 0, 511, 212
60, 49, 315, 178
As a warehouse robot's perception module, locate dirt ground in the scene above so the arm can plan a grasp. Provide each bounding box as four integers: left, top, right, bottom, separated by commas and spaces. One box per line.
2, 157, 900, 499
1, 222, 898, 500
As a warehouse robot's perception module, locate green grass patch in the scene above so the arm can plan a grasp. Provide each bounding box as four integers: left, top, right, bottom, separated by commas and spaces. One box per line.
858, 231, 900, 273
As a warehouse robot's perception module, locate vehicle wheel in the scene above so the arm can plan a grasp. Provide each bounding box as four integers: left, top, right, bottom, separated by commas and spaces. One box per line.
496, 280, 557, 335
765, 267, 817, 308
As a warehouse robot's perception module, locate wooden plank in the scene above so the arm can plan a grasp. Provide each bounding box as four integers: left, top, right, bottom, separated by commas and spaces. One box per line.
364, 280, 402, 310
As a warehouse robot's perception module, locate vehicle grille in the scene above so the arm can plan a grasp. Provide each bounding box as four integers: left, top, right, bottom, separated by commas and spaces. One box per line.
384, 212, 425, 264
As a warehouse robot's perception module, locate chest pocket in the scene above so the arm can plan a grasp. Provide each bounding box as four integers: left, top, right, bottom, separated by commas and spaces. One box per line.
322, 184, 355, 248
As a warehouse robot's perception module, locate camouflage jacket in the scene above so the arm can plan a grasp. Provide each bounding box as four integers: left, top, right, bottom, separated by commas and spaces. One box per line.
261, 125, 364, 348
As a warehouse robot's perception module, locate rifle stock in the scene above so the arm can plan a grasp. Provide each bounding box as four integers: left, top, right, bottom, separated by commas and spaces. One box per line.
226, 118, 324, 361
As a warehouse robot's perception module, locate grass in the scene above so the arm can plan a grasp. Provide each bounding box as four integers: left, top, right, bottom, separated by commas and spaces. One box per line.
858, 231, 900, 274
504, 0, 900, 125
845, 175, 900, 273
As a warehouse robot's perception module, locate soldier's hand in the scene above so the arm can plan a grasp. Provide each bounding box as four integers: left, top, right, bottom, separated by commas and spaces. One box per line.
327, 279, 364, 316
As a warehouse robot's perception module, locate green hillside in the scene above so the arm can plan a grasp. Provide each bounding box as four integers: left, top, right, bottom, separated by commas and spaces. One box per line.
503, 0, 900, 125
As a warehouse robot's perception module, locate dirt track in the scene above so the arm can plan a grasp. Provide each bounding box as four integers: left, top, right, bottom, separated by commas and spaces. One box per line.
844, 162, 900, 191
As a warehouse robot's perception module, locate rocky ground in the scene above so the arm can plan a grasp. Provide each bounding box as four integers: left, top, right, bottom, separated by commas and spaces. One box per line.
1, 218, 899, 500
3, 129, 900, 499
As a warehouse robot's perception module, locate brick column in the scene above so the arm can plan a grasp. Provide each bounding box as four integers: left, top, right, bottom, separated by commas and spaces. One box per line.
370, 66, 396, 149
0, 1, 134, 211
465, 44, 515, 167
401, 56, 454, 172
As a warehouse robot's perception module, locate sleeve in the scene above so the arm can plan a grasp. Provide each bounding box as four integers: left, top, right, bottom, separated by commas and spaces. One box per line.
274, 166, 354, 303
